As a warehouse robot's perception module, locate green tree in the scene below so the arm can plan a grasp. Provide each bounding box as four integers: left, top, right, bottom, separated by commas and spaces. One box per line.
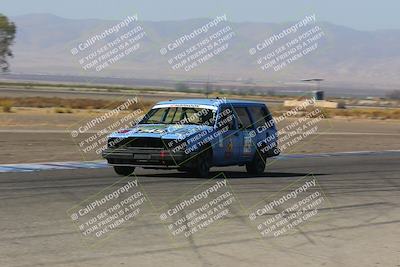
0, 14, 16, 72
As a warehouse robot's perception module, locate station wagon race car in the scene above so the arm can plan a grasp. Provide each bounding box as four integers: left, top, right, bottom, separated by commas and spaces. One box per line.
102, 99, 280, 177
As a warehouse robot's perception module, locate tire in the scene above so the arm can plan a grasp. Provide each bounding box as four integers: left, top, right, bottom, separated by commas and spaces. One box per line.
113, 166, 135, 176
187, 150, 211, 178
246, 153, 266, 175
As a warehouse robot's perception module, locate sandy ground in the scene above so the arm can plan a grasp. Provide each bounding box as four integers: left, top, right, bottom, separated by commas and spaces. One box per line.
0, 108, 399, 164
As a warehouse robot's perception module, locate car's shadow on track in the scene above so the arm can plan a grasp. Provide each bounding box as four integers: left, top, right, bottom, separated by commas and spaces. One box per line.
137, 171, 328, 179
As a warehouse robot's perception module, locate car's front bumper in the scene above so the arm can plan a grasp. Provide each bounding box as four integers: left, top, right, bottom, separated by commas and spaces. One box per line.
102, 147, 189, 168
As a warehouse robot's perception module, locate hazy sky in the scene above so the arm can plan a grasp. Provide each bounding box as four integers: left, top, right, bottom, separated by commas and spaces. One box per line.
2, 0, 399, 30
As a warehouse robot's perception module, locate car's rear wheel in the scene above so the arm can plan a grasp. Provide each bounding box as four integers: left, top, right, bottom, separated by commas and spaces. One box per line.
246, 153, 266, 175
113, 166, 135, 176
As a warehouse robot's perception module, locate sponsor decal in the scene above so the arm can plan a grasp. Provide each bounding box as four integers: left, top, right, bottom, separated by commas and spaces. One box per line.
243, 134, 252, 154
135, 125, 166, 134
225, 138, 233, 158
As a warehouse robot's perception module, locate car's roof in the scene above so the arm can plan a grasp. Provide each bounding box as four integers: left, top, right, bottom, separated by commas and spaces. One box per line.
156, 98, 265, 106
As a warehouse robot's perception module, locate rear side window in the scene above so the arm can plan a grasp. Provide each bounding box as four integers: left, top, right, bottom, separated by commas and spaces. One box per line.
233, 107, 253, 129
218, 107, 236, 130
248, 106, 274, 129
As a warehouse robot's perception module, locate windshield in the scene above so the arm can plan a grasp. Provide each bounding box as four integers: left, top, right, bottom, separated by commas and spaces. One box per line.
140, 106, 216, 126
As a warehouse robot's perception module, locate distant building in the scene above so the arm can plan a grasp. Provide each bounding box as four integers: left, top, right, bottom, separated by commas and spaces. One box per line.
284, 90, 345, 109
313, 90, 324, 100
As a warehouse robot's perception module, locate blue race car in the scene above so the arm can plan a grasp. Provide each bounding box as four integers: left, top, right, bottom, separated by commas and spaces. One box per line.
102, 98, 279, 177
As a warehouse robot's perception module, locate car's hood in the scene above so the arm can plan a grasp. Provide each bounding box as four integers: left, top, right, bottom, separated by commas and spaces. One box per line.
109, 124, 213, 139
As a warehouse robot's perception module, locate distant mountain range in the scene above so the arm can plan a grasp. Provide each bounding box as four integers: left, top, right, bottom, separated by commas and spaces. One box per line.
6, 13, 400, 90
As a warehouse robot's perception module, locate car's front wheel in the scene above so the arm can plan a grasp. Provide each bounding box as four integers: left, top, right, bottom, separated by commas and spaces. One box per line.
113, 166, 135, 176
187, 150, 211, 178
195, 154, 210, 178
246, 153, 266, 175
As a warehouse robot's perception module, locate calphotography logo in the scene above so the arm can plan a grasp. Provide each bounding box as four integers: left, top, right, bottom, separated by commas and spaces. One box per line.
249, 14, 325, 72
248, 175, 331, 239
157, 173, 241, 242
70, 14, 146, 72
67, 177, 150, 246
159, 14, 236, 72
68, 97, 144, 159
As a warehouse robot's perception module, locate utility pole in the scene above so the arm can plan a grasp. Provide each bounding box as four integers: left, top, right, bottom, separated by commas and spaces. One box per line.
205, 75, 211, 99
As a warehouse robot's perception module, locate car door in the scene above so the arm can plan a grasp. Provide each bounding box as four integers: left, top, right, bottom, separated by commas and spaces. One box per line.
233, 106, 256, 163
213, 105, 241, 165
248, 105, 277, 157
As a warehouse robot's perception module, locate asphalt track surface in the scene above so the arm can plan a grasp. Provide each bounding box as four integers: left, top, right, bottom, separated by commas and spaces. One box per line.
1, 151, 399, 267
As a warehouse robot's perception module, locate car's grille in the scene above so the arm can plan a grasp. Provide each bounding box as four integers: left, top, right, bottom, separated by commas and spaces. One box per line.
108, 137, 170, 149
